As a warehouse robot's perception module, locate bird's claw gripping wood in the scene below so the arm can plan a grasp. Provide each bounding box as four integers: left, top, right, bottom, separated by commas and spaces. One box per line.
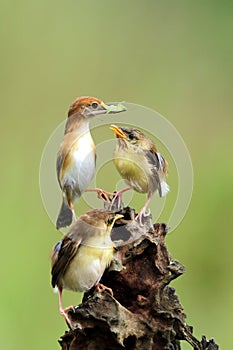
110, 187, 131, 210
135, 208, 151, 227
60, 305, 75, 328
85, 188, 115, 203
96, 283, 113, 297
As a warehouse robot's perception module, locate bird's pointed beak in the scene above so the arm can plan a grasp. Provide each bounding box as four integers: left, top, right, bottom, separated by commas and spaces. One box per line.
85, 101, 126, 117
101, 102, 127, 114
109, 124, 127, 139
109, 214, 124, 229
114, 214, 124, 222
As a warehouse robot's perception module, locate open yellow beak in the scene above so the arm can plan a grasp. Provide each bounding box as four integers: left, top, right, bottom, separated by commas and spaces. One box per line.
109, 125, 127, 139
113, 214, 124, 223
108, 214, 124, 231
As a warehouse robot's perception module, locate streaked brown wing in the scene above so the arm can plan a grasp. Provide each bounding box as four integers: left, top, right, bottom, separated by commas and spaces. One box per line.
51, 236, 81, 288
145, 149, 162, 196
56, 148, 65, 188
56, 132, 79, 187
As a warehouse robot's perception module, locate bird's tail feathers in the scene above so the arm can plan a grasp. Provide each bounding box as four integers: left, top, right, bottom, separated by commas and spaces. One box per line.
56, 200, 73, 230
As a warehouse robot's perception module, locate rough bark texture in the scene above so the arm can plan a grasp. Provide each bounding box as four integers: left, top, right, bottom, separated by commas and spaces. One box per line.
58, 207, 219, 350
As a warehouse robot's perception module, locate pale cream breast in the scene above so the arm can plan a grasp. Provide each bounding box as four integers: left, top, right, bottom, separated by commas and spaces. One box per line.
61, 245, 114, 292
61, 131, 96, 194
114, 148, 153, 193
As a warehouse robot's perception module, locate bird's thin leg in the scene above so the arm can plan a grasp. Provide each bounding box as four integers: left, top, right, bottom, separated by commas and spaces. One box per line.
110, 187, 131, 210
135, 193, 152, 226
58, 287, 75, 327
68, 200, 77, 221
65, 186, 77, 222
85, 188, 115, 203
96, 283, 113, 297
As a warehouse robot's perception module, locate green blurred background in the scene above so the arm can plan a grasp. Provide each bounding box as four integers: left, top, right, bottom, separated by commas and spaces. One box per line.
1, 1, 232, 349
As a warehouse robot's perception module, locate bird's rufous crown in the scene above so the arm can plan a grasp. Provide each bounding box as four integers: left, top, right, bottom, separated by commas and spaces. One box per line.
68, 96, 103, 117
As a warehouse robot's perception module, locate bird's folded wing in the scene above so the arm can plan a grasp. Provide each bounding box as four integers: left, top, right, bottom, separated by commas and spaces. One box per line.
145, 149, 163, 196
156, 152, 168, 175
56, 132, 79, 187
51, 236, 81, 288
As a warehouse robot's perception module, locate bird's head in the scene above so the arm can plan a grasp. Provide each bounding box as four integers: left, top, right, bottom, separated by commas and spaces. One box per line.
80, 209, 123, 231
106, 212, 124, 231
110, 125, 152, 150
68, 96, 126, 118
77, 209, 124, 246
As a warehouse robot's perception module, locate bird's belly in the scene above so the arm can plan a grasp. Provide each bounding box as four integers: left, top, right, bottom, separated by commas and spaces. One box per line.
61, 246, 113, 292
114, 157, 151, 193
62, 145, 95, 196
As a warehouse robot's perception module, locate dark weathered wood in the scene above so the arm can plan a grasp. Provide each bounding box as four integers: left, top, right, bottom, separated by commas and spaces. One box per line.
58, 207, 219, 350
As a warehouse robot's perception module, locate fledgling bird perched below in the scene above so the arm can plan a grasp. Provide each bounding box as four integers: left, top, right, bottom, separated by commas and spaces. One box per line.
56, 96, 126, 230
110, 125, 169, 225
51, 209, 123, 325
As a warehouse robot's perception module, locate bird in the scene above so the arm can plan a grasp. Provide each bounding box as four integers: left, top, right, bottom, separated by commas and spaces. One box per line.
109, 125, 169, 225
56, 96, 126, 230
51, 209, 124, 325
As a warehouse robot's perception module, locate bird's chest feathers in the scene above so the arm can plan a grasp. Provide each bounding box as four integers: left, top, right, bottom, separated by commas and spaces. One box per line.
62, 244, 113, 292
72, 133, 95, 166
114, 148, 151, 193
61, 132, 96, 192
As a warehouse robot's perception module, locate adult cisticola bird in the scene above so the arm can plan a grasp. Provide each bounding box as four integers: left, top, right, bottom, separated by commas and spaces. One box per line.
56, 96, 126, 230
51, 209, 123, 325
110, 125, 169, 224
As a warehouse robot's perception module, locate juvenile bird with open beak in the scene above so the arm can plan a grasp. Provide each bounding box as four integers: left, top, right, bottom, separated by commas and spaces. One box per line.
110, 125, 169, 225
51, 209, 123, 325
56, 96, 126, 229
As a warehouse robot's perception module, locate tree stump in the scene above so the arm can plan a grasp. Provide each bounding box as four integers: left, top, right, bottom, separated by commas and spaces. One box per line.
57, 207, 219, 350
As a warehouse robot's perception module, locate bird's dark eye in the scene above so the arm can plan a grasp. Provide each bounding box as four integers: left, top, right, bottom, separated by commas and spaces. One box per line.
108, 216, 115, 225
92, 102, 98, 109
128, 133, 136, 140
